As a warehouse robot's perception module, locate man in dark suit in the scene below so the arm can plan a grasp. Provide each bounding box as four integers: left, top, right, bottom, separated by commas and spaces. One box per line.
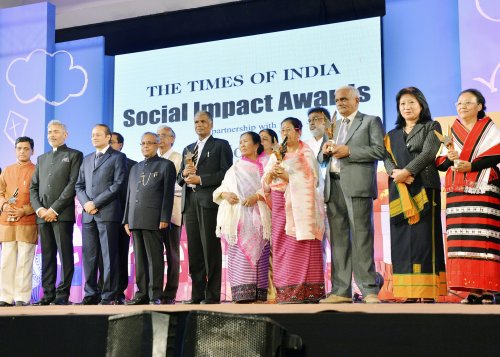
30, 120, 83, 305
109, 132, 136, 304
319, 86, 385, 304
124, 132, 176, 305
178, 111, 233, 304
75, 124, 126, 305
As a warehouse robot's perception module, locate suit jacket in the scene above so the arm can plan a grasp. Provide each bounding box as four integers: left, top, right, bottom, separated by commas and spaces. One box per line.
384, 120, 442, 189
160, 150, 182, 226
30, 144, 83, 223
320, 112, 385, 200
75, 148, 127, 223
123, 155, 176, 230
177, 136, 233, 212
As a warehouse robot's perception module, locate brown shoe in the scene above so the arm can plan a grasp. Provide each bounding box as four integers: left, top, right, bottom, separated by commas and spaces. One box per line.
363, 294, 381, 304
319, 294, 352, 304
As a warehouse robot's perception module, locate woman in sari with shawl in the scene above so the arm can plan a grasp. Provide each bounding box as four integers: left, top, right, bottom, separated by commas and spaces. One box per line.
214, 132, 271, 303
263, 117, 325, 303
384, 87, 446, 302
436, 89, 500, 304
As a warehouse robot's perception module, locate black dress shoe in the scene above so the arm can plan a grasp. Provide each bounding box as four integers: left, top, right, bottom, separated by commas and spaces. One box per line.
15, 301, 30, 306
33, 297, 54, 306
149, 299, 162, 305
126, 297, 149, 305
0, 301, 13, 307
98, 300, 114, 305
200, 299, 220, 304
51, 297, 70, 305
183, 299, 202, 305
114, 297, 126, 305
161, 297, 176, 305
81, 296, 100, 305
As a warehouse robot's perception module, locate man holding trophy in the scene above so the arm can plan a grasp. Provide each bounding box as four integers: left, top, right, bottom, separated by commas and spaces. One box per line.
0, 137, 37, 306
178, 111, 233, 304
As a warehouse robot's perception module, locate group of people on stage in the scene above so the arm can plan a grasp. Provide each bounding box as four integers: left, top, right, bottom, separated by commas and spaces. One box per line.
0, 85, 498, 306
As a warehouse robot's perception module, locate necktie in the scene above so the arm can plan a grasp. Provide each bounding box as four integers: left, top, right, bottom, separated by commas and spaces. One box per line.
337, 118, 350, 144
192, 143, 199, 166
94, 152, 103, 168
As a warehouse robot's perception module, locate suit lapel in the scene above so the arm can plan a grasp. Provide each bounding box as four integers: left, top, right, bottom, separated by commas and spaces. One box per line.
405, 123, 424, 142
198, 136, 215, 164
94, 149, 112, 171
344, 112, 363, 144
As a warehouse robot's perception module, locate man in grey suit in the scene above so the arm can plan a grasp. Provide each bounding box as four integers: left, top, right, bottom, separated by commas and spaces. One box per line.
319, 86, 385, 304
124, 132, 176, 305
76, 124, 126, 305
30, 120, 83, 305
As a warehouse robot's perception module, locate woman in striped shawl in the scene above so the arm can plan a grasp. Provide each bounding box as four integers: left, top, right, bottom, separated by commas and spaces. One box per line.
437, 89, 500, 304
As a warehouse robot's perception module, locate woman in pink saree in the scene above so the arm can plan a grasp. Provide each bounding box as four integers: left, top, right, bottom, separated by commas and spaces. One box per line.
263, 117, 326, 303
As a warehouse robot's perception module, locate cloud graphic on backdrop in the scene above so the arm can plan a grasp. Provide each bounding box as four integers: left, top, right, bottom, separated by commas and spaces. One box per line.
475, 0, 500, 22
6, 49, 88, 106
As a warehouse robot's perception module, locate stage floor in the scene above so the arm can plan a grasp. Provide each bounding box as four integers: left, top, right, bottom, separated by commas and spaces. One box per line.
2, 301, 500, 316
2, 303, 500, 356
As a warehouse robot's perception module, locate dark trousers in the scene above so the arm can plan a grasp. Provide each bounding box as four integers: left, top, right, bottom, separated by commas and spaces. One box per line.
116, 226, 131, 299
163, 223, 180, 300
184, 191, 221, 301
132, 229, 165, 301
39, 222, 75, 300
82, 220, 119, 301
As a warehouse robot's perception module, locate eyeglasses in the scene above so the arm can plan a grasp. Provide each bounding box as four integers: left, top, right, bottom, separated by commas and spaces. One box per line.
158, 134, 174, 139
110, 141, 119, 144
140, 141, 158, 146
455, 101, 478, 108
308, 116, 326, 124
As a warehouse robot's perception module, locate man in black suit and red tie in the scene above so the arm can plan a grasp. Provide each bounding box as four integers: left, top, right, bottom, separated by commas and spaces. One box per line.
75, 124, 127, 305
178, 111, 233, 304
30, 120, 83, 305
124, 132, 176, 305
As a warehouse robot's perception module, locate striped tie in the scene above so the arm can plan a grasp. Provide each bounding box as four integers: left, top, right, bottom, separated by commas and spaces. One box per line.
192, 144, 199, 165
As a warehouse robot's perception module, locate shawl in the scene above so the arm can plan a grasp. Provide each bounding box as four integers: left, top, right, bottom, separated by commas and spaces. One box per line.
262, 141, 325, 241
437, 117, 500, 194
384, 131, 429, 225
213, 157, 271, 268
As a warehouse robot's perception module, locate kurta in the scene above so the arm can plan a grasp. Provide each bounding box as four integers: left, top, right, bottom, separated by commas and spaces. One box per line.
436, 117, 500, 292
0, 162, 37, 244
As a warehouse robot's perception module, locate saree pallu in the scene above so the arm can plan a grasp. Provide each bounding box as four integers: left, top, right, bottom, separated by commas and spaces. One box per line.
385, 129, 446, 298
271, 191, 325, 303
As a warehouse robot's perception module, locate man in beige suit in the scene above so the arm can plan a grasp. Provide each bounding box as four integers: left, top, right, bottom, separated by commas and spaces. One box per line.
157, 125, 181, 304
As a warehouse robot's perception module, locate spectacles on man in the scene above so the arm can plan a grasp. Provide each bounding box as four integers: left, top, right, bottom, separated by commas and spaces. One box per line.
308, 116, 326, 124
455, 101, 478, 108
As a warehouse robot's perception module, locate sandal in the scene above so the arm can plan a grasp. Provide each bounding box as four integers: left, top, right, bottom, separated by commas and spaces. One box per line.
403, 298, 418, 303
460, 293, 482, 304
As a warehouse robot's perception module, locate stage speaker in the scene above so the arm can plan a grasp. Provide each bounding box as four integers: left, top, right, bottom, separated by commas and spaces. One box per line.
181, 311, 302, 357
106, 311, 177, 357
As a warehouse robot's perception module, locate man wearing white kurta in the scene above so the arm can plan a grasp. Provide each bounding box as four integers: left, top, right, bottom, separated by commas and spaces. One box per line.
157, 125, 182, 304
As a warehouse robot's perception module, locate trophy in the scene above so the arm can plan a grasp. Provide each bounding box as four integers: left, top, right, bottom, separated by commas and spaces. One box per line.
434, 126, 459, 167
272, 136, 288, 163
325, 110, 337, 152
184, 150, 194, 166
6, 188, 19, 222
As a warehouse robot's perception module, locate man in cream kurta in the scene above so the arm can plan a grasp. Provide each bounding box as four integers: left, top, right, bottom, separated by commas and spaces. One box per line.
0, 137, 37, 306
157, 125, 182, 304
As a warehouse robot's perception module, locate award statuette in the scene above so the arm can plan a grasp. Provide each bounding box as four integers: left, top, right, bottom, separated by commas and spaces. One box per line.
184, 150, 194, 166
434, 126, 459, 167
325, 110, 337, 152
6, 188, 19, 222
272, 136, 288, 163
